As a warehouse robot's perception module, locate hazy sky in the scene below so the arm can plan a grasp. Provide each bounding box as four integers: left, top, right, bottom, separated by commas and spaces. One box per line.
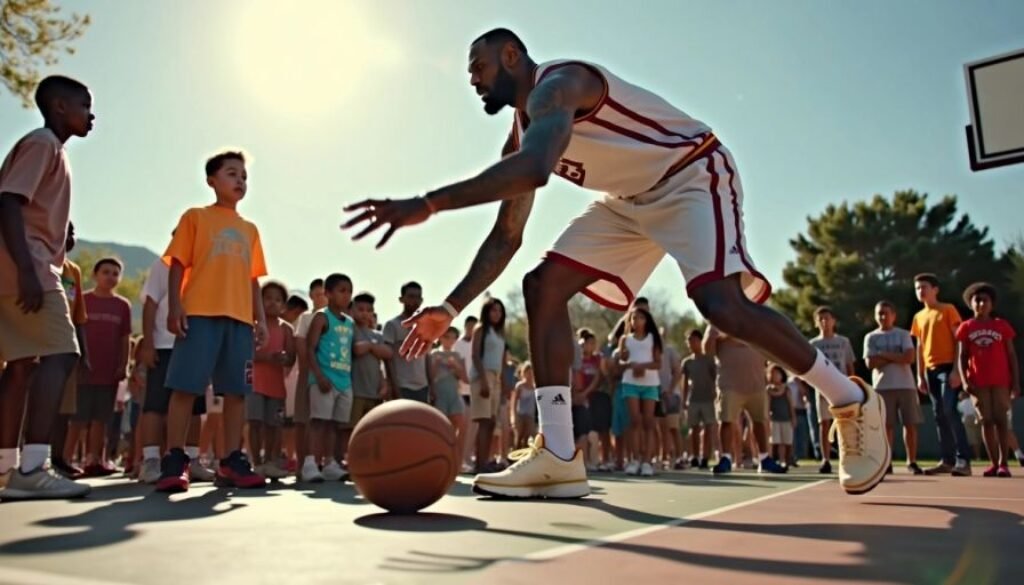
2, 0, 1022, 322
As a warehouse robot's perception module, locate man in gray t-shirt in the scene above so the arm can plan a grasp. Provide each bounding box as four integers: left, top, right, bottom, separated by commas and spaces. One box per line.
863, 300, 923, 473
383, 283, 431, 403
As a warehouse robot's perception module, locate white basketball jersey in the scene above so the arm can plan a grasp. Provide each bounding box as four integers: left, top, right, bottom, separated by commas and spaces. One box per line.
512, 60, 718, 198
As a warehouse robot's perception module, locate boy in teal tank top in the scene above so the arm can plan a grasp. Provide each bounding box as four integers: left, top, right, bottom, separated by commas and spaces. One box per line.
302, 273, 354, 483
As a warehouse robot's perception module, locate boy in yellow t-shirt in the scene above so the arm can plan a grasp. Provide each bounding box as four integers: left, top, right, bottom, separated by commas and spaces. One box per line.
911, 273, 972, 476
156, 151, 269, 493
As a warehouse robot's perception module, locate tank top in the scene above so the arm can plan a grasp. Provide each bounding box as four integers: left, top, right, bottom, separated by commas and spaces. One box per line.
253, 318, 287, 398
473, 329, 506, 378
516, 382, 536, 417
309, 308, 354, 392
622, 334, 660, 387
511, 59, 717, 199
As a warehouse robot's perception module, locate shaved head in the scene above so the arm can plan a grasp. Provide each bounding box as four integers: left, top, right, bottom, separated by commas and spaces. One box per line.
472, 28, 527, 54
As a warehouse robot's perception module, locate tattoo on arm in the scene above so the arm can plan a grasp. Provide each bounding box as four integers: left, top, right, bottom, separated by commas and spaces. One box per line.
446, 186, 535, 311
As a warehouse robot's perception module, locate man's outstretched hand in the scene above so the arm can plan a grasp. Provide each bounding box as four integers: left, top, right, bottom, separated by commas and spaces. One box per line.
341, 196, 433, 248
400, 306, 454, 359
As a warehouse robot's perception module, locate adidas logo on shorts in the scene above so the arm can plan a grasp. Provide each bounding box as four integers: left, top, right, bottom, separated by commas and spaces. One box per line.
552, 394, 567, 405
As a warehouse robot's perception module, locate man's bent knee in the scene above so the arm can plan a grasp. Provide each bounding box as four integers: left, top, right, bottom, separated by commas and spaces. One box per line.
690, 278, 751, 337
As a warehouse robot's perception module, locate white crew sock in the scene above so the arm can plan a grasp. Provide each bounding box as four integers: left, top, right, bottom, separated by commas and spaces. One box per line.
720, 453, 732, 462
143, 446, 160, 461
185, 446, 200, 460
1015, 449, 1024, 459
20, 444, 49, 473
535, 386, 574, 460
759, 452, 770, 461
800, 350, 863, 407
0, 448, 17, 474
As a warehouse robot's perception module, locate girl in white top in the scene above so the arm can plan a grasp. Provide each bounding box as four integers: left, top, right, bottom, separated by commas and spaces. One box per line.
617, 308, 663, 477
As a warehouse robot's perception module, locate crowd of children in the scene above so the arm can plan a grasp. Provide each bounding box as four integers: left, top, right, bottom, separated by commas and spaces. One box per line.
1, 76, 1023, 502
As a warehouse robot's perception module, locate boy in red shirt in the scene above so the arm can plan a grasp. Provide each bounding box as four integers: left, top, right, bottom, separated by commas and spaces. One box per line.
956, 282, 1019, 477
247, 280, 295, 479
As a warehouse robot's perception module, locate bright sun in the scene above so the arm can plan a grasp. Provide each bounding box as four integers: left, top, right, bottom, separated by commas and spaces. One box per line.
232, 1, 399, 118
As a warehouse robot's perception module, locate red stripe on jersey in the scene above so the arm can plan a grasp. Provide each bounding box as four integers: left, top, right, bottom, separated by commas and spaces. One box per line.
588, 116, 702, 149
685, 154, 727, 295
604, 97, 701, 141
708, 153, 726, 278
721, 153, 772, 303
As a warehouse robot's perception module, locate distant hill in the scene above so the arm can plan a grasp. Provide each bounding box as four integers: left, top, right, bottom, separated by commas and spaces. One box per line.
72, 240, 160, 331
74, 239, 159, 278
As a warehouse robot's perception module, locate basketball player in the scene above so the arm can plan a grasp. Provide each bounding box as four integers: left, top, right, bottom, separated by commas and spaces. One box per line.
342, 29, 889, 498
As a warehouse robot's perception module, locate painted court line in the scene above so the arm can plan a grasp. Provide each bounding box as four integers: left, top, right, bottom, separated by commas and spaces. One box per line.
0, 566, 134, 585
864, 495, 1024, 502
522, 479, 829, 562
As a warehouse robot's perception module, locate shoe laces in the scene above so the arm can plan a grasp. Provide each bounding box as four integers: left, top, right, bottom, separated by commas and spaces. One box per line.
507, 437, 539, 462
829, 414, 863, 457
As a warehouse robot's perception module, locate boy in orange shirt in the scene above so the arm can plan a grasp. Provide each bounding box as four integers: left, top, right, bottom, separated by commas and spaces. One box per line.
0, 76, 94, 500
156, 150, 270, 493
911, 273, 972, 476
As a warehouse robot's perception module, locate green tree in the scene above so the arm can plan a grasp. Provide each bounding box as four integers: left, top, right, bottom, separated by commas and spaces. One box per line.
773, 190, 1019, 367
1, 0, 90, 107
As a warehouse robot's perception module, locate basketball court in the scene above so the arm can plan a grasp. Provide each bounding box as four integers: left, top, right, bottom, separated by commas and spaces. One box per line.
1, 468, 1021, 584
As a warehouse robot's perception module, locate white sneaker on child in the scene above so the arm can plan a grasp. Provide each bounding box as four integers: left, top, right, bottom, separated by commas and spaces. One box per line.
321, 460, 346, 481
300, 459, 324, 483
139, 458, 162, 484
640, 462, 655, 477
261, 461, 289, 480
624, 460, 641, 476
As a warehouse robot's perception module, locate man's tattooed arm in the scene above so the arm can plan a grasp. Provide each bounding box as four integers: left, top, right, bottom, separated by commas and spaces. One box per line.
424, 65, 602, 213
443, 134, 536, 313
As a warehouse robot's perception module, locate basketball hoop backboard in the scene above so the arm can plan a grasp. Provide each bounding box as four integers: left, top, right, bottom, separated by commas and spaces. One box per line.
964, 48, 1024, 172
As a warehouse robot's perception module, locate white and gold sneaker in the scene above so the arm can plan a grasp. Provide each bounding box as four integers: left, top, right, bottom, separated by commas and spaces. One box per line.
829, 377, 891, 495
473, 434, 590, 499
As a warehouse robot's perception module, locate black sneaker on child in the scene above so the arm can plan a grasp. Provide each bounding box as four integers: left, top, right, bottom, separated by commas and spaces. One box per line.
907, 462, 924, 475
155, 448, 190, 493
818, 460, 832, 474
216, 450, 267, 488
689, 457, 699, 468
698, 457, 709, 470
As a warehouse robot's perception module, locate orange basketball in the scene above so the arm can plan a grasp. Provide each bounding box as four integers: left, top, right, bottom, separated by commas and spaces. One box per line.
348, 399, 457, 514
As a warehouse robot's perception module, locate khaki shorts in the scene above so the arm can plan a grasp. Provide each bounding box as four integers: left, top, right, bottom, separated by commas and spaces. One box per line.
293, 368, 311, 424
770, 421, 794, 445
716, 390, 768, 424
879, 388, 923, 427
545, 145, 770, 311
345, 396, 382, 429
665, 413, 681, 430
0, 291, 78, 362
687, 401, 716, 427
470, 370, 501, 421
970, 387, 1011, 425
308, 384, 353, 424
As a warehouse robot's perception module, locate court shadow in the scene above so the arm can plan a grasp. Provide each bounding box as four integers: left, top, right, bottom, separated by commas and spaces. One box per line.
295, 481, 369, 506
356, 512, 487, 532
0, 489, 244, 555
381, 502, 1024, 581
